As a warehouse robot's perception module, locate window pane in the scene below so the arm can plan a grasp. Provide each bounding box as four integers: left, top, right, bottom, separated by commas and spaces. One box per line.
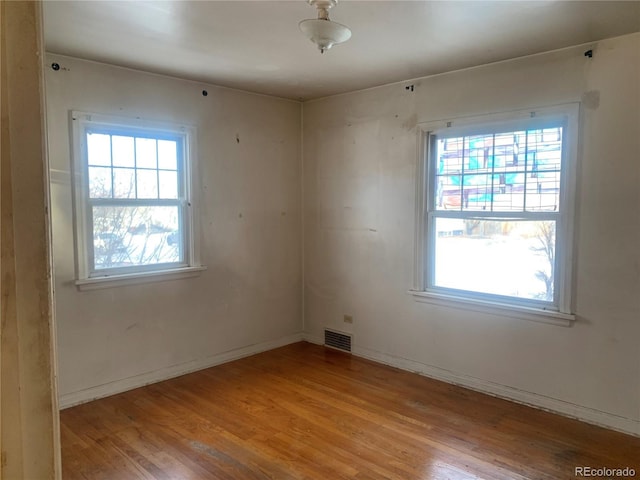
113, 168, 136, 199
526, 128, 562, 173
92, 205, 181, 270
136, 138, 157, 169
159, 170, 178, 199
466, 135, 487, 171
112, 135, 135, 167
438, 138, 463, 175
88, 166, 112, 198
87, 133, 111, 166
136, 169, 158, 198
526, 170, 560, 212
433, 219, 555, 302
463, 173, 493, 211
490, 172, 526, 211
158, 140, 178, 170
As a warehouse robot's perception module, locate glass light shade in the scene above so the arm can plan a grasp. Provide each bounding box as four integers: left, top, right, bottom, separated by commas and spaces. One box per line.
299, 18, 352, 52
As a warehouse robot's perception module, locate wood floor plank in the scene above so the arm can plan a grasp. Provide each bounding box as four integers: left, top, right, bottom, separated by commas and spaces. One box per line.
61, 342, 640, 479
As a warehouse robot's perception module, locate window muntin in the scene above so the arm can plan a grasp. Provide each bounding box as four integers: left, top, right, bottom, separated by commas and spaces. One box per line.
422, 108, 576, 314
73, 113, 195, 280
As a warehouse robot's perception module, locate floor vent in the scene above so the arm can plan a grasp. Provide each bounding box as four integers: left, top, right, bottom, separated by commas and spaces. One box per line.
324, 329, 352, 353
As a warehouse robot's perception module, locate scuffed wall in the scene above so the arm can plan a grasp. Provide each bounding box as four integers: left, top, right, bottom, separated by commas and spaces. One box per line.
303, 34, 640, 435
45, 55, 302, 406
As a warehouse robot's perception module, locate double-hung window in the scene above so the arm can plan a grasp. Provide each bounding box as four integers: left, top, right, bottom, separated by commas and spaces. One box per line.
414, 105, 579, 325
71, 112, 202, 287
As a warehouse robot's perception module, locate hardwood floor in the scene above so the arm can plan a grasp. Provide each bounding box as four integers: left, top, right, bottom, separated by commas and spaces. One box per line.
61, 342, 640, 479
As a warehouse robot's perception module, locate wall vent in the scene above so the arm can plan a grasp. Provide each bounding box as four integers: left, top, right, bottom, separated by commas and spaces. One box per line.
324, 329, 352, 353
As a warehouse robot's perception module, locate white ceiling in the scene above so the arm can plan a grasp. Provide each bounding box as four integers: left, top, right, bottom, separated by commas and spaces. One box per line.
43, 1, 640, 101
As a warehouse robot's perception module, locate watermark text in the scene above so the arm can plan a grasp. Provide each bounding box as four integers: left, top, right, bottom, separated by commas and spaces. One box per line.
575, 466, 636, 478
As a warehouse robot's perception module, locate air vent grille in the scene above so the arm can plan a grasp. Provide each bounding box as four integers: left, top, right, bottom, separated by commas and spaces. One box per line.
324, 329, 352, 353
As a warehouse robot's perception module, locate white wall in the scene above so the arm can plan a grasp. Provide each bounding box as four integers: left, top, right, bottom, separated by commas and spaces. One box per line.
45, 55, 302, 407
303, 33, 640, 435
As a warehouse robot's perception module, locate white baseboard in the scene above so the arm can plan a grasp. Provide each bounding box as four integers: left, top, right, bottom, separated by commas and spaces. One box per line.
59, 333, 304, 409
302, 333, 640, 437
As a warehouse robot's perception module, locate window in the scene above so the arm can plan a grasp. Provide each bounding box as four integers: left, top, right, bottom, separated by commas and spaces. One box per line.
71, 112, 203, 287
414, 105, 578, 325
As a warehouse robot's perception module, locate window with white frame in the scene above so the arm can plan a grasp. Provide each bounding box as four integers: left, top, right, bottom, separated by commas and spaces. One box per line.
71, 112, 201, 284
414, 105, 578, 322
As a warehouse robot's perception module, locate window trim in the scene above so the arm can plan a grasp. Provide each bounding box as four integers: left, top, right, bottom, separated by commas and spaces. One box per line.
70, 111, 204, 287
412, 104, 579, 325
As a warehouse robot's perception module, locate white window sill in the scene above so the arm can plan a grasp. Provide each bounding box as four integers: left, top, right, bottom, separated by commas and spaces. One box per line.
409, 290, 575, 327
75, 266, 207, 291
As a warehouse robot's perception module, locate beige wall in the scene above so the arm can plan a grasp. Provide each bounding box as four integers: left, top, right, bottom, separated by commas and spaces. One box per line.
303, 33, 640, 435
45, 55, 303, 406
1, 1, 60, 478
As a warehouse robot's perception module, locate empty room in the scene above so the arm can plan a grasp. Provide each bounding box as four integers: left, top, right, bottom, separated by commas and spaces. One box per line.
2, 1, 640, 479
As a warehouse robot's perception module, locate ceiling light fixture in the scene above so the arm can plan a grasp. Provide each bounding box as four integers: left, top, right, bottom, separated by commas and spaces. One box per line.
299, 0, 351, 54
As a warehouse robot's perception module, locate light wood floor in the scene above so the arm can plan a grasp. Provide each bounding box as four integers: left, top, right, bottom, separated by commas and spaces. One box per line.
61, 342, 640, 479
